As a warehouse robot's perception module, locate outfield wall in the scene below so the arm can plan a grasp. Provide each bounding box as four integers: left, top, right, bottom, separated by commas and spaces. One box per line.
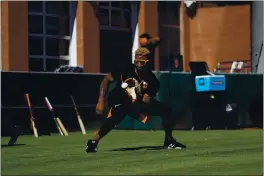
119, 72, 263, 130
1, 72, 263, 136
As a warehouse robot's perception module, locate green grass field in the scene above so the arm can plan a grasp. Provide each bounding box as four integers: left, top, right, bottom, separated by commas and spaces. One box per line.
1, 130, 263, 175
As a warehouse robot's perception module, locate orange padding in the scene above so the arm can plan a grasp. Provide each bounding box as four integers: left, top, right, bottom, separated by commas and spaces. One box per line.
141, 116, 148, 124
107, 108, 112, 118
107, 107, 149, 124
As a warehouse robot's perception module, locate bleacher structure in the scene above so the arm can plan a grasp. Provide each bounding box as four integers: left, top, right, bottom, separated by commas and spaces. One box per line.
54, 65, 84, 73
215, 60, 252, 73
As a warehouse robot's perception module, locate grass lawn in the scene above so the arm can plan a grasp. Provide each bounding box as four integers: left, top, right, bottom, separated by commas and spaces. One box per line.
1, 130, 263, 175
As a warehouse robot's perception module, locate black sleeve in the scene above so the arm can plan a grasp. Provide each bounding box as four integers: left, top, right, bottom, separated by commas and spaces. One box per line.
144, 73, 160, 97
146, 40, 160, 52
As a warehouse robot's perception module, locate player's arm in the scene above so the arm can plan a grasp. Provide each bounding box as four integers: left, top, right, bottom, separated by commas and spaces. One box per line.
98, 63, 129, 99
96, 73, 115, 115
149, 37, 161, 45
144, 37, 162, 54
142, 74, 160, 104
96, 65, 124, 114
147, 37, 161, 49
98, 73, 114, 100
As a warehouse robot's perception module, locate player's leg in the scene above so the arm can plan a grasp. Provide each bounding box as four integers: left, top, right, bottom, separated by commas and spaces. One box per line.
86, 105, 127, 152
141, 99, 187, 149
2, 116, 22, 146
8, 125, 22, 146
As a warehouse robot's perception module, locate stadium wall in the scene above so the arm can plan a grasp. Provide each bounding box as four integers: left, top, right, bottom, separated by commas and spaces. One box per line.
1, 72, 262, 136
182, 5, 251, 72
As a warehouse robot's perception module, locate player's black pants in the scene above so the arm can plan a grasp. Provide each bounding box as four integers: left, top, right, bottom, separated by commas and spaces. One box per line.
98, 99, 173, 140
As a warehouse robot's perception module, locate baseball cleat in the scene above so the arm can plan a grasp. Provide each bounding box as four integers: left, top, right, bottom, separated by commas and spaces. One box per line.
86, 140, 98, 153
164, 138, 187, 149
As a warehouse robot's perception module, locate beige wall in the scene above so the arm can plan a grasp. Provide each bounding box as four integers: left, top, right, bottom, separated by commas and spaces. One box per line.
183, 5, 250, 71
1, 1, 28, 71
76, 2, 100, 73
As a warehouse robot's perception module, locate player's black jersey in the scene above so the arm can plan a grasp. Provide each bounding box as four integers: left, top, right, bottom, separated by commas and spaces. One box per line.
107, 64, 160, 107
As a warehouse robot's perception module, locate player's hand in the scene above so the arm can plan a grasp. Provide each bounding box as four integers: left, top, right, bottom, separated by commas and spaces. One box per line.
150, 37, 160, 44
151, 37, 160, 41
142, 94, 151, 104
96, 98, 105, 115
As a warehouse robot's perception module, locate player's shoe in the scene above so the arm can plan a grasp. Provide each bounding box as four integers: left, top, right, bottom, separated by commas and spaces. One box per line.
8, 125, 21, 146
86, 140, 98, 153
163, 138, 186, 149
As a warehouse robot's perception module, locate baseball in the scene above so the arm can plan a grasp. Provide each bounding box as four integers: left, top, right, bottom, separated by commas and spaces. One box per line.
121, 82, 128, 89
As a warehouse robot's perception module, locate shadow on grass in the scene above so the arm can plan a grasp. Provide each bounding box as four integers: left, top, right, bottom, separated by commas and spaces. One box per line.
109, 145, 165, 151
1, 144, 26, 147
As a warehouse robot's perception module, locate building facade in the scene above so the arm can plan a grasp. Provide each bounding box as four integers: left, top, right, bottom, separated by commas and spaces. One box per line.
1, 1, 251, 73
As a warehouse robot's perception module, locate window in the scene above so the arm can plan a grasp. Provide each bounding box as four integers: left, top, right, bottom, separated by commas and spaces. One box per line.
111, 2, 121, 8
158, 2, 181, 71
29, 58, 44, 71
29, 36, 44, 55
99, 2, 131, 31
46, 58, 69, 72
99, 2, 109, 7
98, 9, 109, 26
28, 1, 43, 13
45, 16, 70, 36
46, 17, 59, 35
158, 2, 180, 26
28, 1, 71, 72
111, 10, 121, 27
46, 38, 69, 56
45, 1, 69, 16
28, 15, 43, 34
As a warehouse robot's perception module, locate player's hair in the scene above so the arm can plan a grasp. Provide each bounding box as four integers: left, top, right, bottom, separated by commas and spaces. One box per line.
139, 33, 151, 40
135, 47, 151, 57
